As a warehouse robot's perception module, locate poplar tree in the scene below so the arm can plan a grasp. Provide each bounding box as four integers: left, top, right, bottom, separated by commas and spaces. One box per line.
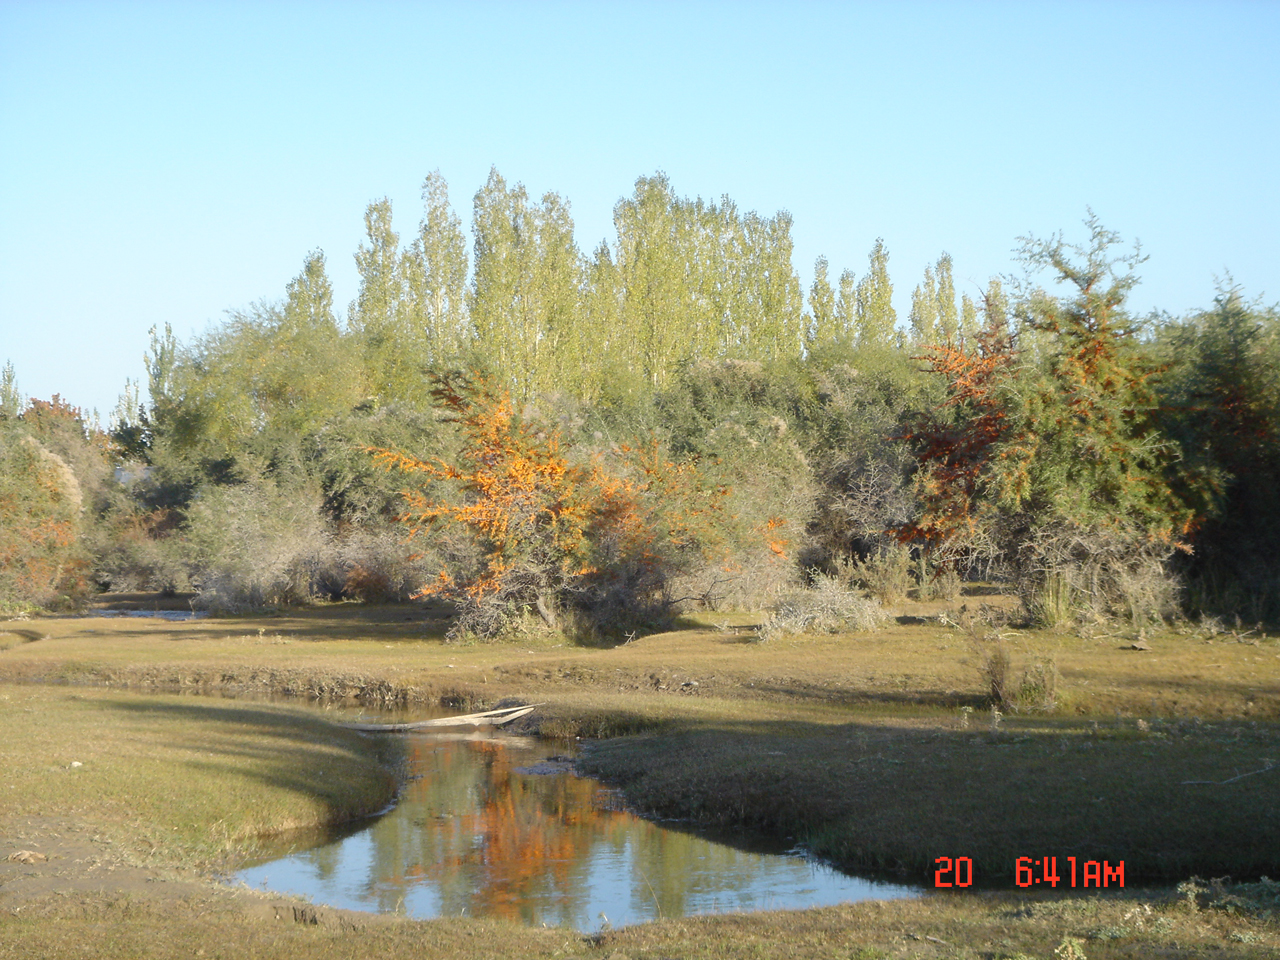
530, 190, 584, 395
470, 170, 587, 398
835, 268, 857, 343
0, 362, 20, 420
581, 240, 627, 400
753, 211, 804, 362
405, 171, 469, 363
909, 265, 939, 344
352, 199, 404, 340
470, 168, 535, 392
855, 239, 897, 346
807, 256, 836, 349
352, 199, 417, 401
698, 197, 735, 357
960, 292, 980, 344
983, 277, 1010, 333
935, 252, 958, 341
614, 174, 692, 389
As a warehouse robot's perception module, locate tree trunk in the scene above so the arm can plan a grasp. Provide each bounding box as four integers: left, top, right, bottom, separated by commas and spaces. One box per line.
534, 592, 558, 629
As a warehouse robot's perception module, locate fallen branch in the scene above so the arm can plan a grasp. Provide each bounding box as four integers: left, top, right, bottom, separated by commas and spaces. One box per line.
1182, 762, 1276, 786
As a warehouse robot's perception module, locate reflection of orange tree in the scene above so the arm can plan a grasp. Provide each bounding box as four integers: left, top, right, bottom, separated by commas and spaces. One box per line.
459, 743, 627, 921
373, 372, 727, 637
360, 738, 789, 923
363, 739, 630, 922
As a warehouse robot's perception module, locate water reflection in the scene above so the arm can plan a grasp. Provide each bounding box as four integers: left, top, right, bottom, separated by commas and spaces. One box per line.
93, 609, 207, 620
238, 733, 917, 929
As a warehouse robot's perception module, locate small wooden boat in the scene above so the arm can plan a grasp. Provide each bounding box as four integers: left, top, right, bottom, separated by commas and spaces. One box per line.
338, 703, 542, 732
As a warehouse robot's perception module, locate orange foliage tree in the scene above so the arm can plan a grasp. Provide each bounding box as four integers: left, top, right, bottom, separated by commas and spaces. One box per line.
898, 219, 1211, 610
896, 315, 1022, 557
374, 372, 727, 637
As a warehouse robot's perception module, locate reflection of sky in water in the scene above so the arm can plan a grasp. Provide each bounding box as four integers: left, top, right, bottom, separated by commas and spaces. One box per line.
237, 733, 918, 930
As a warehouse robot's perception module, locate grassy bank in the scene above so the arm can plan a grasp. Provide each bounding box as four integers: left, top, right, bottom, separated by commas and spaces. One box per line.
3, 601, 1277, 720
2, 603, 1276, 881
576, 710, 1280, 883
3, 878, 1278, 959
1, 601, 1278, 956
0, 684, 402, 869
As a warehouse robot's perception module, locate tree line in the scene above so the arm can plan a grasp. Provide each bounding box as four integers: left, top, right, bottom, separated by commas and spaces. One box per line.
1, 170, 1277, 637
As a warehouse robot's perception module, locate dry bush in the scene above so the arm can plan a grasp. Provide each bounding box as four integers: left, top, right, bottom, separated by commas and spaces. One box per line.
1019, 524, 1183, 628
970, 636, 1059, 713
916, 554, 963, 601
850, 543, 913, 603
330, 523, 440, 602
949, 609, 1059, 712
93, 505, 191, 594
670, 544, 797, 616
756, 571, 887, 640
806, 445, 914, 566
0, 430, 87, 608
185, 478, 333, 614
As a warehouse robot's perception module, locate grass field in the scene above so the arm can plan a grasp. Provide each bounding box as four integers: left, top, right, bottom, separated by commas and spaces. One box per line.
1, 597, 1278, 957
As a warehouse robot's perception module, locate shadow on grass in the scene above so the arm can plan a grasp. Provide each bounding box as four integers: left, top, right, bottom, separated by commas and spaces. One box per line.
750, 678, 987, 711
100, 697, 403, 831
576, 711, 1280, 887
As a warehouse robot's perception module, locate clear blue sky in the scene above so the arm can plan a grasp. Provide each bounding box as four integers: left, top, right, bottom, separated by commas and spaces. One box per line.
2, 0, 1277, 419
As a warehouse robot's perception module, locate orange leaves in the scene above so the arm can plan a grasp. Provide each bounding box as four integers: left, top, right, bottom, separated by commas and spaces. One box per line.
374, 376, 592, 605
373, 372, 726, 631
897, 324, 1022, 549
762, 515, 789, 558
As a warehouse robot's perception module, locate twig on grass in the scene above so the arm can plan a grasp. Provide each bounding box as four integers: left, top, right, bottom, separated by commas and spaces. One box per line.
1181, 762, 1276, 785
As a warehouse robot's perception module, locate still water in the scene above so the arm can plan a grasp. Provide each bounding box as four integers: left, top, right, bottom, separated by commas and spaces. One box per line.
237, 730, 918, 930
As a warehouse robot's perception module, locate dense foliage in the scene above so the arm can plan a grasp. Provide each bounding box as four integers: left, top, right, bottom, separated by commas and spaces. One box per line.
2, 173, 1276, 634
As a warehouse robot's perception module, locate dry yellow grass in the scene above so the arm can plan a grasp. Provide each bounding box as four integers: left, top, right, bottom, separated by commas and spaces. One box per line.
2, 601, 1276, 720
1, 598, 1277, 957
0, 683, 400, 868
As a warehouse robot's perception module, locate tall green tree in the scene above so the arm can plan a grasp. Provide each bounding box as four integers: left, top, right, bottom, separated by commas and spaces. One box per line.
960, 292, 980, 344
855, 239, 897, 346
0, 362, 20, 420
470, 169, 586, 398
405, 170, 470, 363
580, 240, 629, 401
935, 252, 958, 341
982, 277, 1010, 333
351, 199, 404, 339
807, 255, 837, 350
165, 251, 358, 465
256, 250, 357, 436
741, 210, 804, 361
470, 167, 536, 391
351, 199, 417, 401
1157, 285, 1280, 617
909, 265, 939, 344
614, 174, 693, 390
834, 268, 857, 344
531, 190, 585, 394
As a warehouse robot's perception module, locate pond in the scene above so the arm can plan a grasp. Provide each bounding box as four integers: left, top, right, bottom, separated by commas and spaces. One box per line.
236, 727, 919, 930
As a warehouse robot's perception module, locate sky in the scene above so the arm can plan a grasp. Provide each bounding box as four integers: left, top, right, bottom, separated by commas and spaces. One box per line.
2, 0, 1277, 420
